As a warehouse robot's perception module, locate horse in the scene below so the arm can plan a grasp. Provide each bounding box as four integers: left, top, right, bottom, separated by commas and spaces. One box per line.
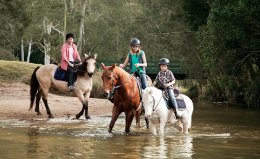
100, 63, 152, 133
29, 54, 97, 119
142, 86, 193, 135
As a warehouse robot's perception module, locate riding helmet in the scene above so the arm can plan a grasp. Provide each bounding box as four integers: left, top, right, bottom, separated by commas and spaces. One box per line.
130, 38, 141, 46
159, 58, 170, 65
66, 33, 74, 40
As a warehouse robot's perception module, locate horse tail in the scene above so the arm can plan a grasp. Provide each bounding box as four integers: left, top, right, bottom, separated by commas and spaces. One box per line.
29, 66, 40, 111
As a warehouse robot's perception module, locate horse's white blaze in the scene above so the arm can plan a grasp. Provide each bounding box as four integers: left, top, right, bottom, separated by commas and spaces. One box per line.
142, 87, 194, 135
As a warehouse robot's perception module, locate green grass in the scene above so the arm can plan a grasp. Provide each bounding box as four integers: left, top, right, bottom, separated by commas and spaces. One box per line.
0, 60, 41, 84
0, 60, 105, 98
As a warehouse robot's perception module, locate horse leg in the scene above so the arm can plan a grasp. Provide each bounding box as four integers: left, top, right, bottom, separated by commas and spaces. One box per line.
76, 92, 90, 119
135, 109, 141, 128
159, 118, 167, 136
125, 111, 134, 133
35, 91, 42, 115
108, 106, 121, 133
42, 98, 54, 118
149, 120, 157, 135
76, 106, 84, 119
76, 102, 90, 119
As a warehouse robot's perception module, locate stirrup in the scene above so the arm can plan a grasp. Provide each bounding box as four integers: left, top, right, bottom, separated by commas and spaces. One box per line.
68, 85, 75, 91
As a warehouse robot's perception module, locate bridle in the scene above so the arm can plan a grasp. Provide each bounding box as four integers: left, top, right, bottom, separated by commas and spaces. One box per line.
106, 70, 134, 92
148, 91, 163, 111
73, 58, 96, 74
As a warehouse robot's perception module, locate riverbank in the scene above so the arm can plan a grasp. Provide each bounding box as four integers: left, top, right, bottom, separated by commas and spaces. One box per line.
0, 82, 113, 120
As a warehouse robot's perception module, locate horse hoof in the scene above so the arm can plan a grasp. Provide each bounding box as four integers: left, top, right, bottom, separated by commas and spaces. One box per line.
49, 115, 54, 118
85, 115, 91, 119
37, 112, 41, 115
76, 114, 81, 119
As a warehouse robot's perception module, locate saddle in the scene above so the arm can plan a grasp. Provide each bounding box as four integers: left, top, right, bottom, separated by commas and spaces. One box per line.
162, 88, 186, 110
54, 66, 77, 82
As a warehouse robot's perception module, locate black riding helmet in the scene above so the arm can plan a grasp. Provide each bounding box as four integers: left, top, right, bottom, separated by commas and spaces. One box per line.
66, 33, 74, 40
130, 38, 141, 46
159, 58, 170, 66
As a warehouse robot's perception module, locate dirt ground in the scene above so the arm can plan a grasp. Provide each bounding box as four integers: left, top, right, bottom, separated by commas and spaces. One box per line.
0, 83, 113, 120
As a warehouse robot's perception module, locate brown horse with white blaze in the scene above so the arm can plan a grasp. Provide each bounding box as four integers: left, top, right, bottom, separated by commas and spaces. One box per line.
29, 54, 97, 119
101, 63, 151, 133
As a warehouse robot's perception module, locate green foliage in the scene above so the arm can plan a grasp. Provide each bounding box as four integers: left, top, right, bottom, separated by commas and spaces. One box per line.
184, 0, 260, 107
182, 0, 210, 31
0, 0, 31, 48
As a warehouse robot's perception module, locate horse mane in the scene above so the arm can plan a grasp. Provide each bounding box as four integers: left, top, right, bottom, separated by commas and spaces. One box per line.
76, 55, 96, 76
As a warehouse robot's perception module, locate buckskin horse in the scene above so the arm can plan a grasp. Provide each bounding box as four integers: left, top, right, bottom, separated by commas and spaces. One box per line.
142, 86, 194, 135
101, 63, 152, 133
29, 54, 97, 119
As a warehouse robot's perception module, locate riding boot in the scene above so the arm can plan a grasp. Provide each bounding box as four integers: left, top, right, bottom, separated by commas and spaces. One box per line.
67, 64, 75, 91
139, 72, 148, 90
168, 88, 181, 118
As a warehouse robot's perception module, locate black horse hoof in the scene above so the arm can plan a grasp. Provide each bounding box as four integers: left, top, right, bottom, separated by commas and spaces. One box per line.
75, 113, 82, 119
85, 115, 91, 119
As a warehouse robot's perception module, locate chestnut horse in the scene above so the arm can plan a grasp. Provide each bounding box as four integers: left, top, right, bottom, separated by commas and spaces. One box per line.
101, 63, 151, 133
29, 54, 97, 119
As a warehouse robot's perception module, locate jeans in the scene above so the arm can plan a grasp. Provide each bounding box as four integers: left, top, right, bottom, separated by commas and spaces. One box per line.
167, 88, 178, 110
67, 61, 75, 86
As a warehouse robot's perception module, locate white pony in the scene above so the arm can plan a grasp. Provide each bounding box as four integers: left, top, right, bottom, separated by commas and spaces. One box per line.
142, 86, 193, 135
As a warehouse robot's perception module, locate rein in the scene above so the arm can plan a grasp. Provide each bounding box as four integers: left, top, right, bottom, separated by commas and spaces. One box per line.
110, 71, 134, 91
149, 91, 163, 111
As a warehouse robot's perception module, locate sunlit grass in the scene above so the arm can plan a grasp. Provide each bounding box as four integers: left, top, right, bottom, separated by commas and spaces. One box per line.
0, 60, 40, 84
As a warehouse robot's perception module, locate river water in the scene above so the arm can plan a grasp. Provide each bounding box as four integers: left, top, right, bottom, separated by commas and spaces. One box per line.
0, 102, 260, 159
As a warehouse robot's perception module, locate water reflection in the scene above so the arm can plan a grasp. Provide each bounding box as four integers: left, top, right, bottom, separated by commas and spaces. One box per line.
1, 103, 260, 158
142, 135, 193, 159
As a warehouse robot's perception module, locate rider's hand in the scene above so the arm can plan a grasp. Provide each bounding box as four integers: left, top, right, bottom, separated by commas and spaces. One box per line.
135, 63, 140, 67
163, 83, 169, 88
119, 64, 124, 68
68, 62, 74, 67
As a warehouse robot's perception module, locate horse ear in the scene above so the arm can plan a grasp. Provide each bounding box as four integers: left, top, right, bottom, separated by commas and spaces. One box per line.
93, 53, 97, 60
111, 64, 116, 70
101, 63, 106, 70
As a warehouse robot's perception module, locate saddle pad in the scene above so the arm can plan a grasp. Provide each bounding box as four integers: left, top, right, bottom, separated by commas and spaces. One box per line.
176, 99, 186, 110
54, 68, 67, 81
133, 76, 142, 99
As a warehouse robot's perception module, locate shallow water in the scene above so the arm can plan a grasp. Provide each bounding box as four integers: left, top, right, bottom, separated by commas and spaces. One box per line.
1, 102, 260, 159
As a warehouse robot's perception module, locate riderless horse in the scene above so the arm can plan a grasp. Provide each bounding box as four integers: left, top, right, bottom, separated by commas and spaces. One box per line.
29, 54, 97, 119
142, 86, 193, 135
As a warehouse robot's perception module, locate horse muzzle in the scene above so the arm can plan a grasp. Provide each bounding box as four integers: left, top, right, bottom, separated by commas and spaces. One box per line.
88, 73, 93, 77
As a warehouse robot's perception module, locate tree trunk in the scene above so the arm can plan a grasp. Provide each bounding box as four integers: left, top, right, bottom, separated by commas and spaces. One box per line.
63, 0, 67, 43
78, 0, 88, 54
26, 38, 32, 62
21, 39, 24, 61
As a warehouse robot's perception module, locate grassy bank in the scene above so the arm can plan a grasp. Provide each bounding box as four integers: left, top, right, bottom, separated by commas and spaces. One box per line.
0, 60, 104, 98
0, 60, 40, 84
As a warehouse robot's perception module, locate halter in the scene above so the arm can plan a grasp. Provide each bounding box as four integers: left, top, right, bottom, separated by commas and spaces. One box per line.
148, 91, 163, 111
107, 70, 134, 92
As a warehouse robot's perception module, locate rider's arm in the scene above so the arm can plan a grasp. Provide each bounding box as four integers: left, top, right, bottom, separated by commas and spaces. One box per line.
135, 52, 147, 68
120, 55, 129, 68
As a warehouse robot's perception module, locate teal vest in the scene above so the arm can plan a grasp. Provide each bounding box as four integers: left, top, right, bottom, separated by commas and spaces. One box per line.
128, 51, 145, 73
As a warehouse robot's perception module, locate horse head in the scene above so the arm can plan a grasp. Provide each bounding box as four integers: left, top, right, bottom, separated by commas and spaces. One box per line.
142, 87, 156, 119
100, 63, 119, 95
81, 54, 97, 77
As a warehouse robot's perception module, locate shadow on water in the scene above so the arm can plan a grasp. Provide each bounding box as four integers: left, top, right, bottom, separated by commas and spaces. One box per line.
1, 102, 260, 158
